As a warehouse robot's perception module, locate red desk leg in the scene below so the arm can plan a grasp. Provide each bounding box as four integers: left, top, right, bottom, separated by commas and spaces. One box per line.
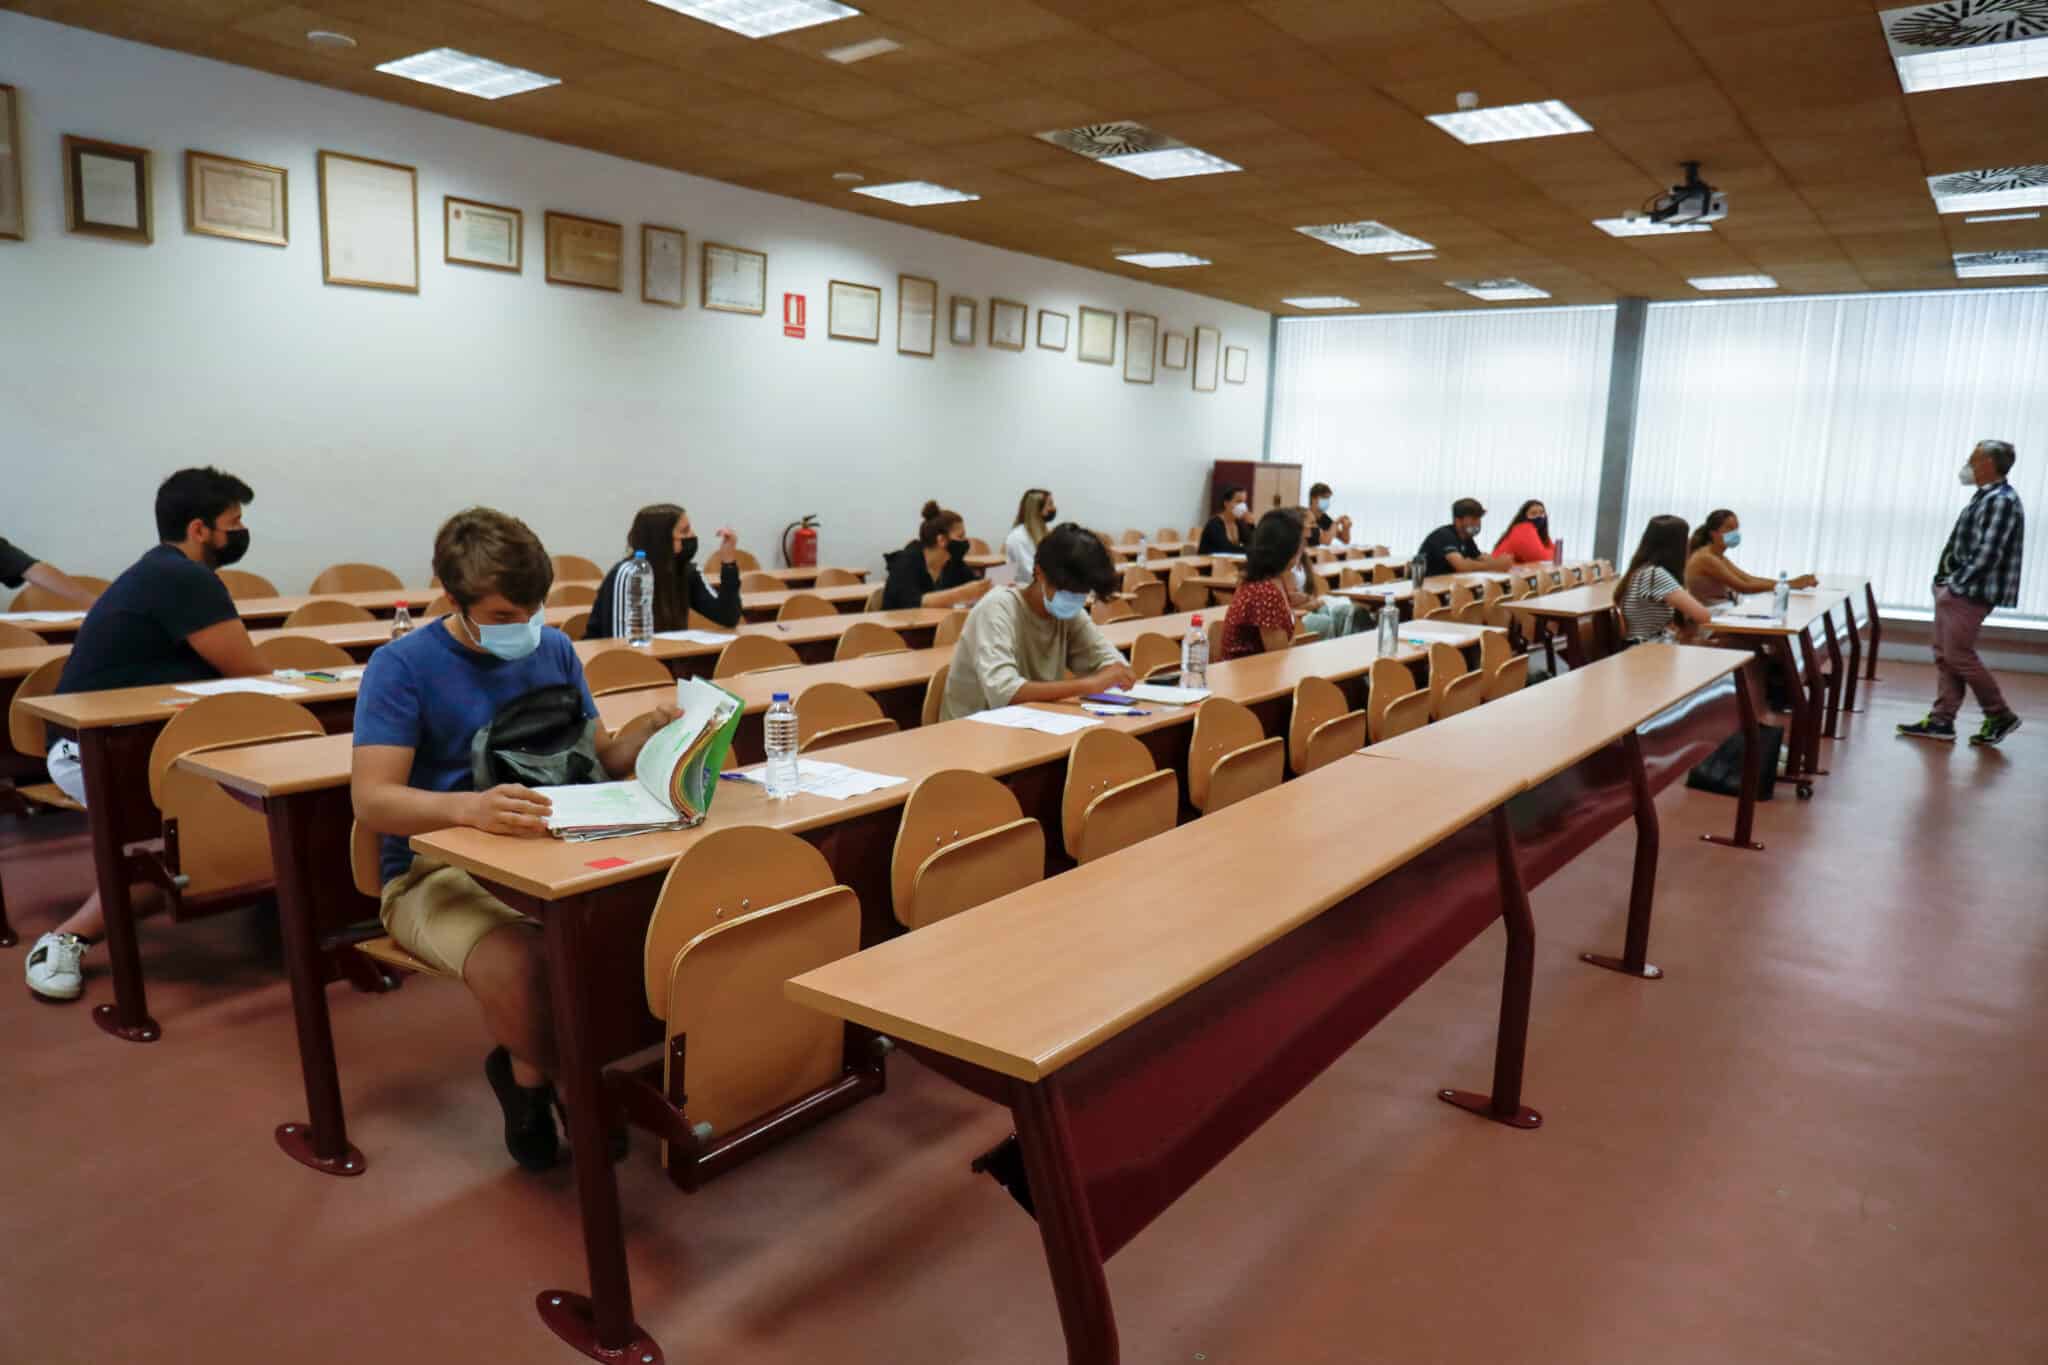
1703, 661, 1767, 851
1797, 630, 1830, 779
1582, 732, 1665, 979
1820, 614, 1846, 739
1766, 636, 1815, 797
268, 792, 366, 1178
1862, 583, 1881, 682
536, 896, 664, 1365
0, 867, 16, 948
78, 729, 160, 1044
1439, 807, 1543, 1129
1009, 1080, 1119, 1365
1839, 600, 1863, 714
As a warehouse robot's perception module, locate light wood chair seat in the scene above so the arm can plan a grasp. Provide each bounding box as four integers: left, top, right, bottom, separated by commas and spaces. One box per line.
283, 600, 377, 628
15, 782, 84, 813
548, 583, 597, 608
216, 569, 279, 600
582, 647, 673, 696
1130, 580, 1168, 617
1289, 675, 1367, 776
797, 682, 899, 753
255, 636, 356, 671
1061, 728, 1177, 863
891, 770, 1044, 930
1484, 653, 1530, 702
1380, 689, 1432, 739
1454, 598, 1489, 626
9, 658, 67, 760
350, 821, 453, 978
813, 567, 863, 587
554, 554, 603, 581
712, 635, 801, 678
777, 593, 838, 623
150, 696, 325, 904
8, 577, 110, 612
309, 563, 403, 594
562, 611, 591, 641
741, 571, 784, 594
1188, 696, 1284, 813
834, 621, 908, 661
1367, 656, 1421, 744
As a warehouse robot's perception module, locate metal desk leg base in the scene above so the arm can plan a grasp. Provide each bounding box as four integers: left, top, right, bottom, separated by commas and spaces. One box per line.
1441, 809, 1543, 1130
275, 1122, 366, 1177
537, 1292, 664, 1365
92, 1004, 161, 1043
1702, 659, 1767, 851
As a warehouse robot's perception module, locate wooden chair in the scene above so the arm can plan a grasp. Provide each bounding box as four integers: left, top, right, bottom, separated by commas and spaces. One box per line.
216, 569, 279, 600
890, 770, 1043, 930
1380, 689, 1433, 739
1288, 676, 1366, 776
1484, 650, 1530, 702
1120, 565, 1159, 592
422, 593, 458, 618
797, 682, 899, 752
1144, 544, 1171, 562
554, 554, 603, 581
1186, 526, 1203, 543
1371, 563, 1396, 584
7, 658, 84, 813
968, 537, 991, 557
254, 636, 355, 671
834, 622, 908, 661
1568, 565, 1587, 586
741, 571, 784, 594
8, 577, 110, 612
931, 612, 967, 648
1187, 697, 1284, 814
1091, 599, 1139, 625
1428, 642, 1485, 721
1481, 579, 1507, 604
861, 586, 885, 612
776, 593, 837, 623
712, 635, 801, 678
283, 600, 376, 628
1168, 564, 1208, 614
1156, 527, 1180, 543
309, 563, 403, 594
1339, 567, 1363, 589
813, 567, 863, 587
1367, 656, 1422, 744
1060, 728, 1176, 864
1130, 580, 1168, 618
1454, 598, 1489, 626
921, 664, 948, 727
1416, 599, 1452, 623
1211, 558, 1240, 584
561, 611, 591, 641
1120, 529, 1145, 544
582, 647, 673, 697
706, 547, 760, 574
547, 583, 597, 608
349, 822, 450, 979
0, 621, 46, 649
147, 695, 324, 909
1130, 632, 1178, 680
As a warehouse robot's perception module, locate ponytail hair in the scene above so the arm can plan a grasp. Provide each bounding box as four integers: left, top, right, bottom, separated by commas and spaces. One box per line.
918, 500, 962, 548
1689, 509, 1735, 552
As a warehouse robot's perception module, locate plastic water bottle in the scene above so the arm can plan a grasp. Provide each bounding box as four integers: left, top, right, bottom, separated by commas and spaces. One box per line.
1772, 572, 1790, 620
764, 693, 799, 799
624, 550, 655, 647
1409, 554, 1427, 588
1182, 614, 1208, 689
1377, 602, 1400, 658
390, 600, 412, 639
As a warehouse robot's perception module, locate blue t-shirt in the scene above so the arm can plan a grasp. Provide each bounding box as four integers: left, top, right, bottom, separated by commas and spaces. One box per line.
353, 617, 596, 883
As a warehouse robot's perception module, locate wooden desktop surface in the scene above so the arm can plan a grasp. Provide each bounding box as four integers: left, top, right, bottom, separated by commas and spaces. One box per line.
1516, 581, 1617, 616
1704, 590, 1850, 637
739, 583, 880, 615
23, 674, 364, 730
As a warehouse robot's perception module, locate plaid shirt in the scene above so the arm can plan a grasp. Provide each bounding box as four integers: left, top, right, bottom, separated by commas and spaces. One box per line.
1935, 480, 2025, 608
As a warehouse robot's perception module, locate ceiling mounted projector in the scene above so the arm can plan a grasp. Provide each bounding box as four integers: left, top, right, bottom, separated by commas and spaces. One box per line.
1644, 161, 1727, 227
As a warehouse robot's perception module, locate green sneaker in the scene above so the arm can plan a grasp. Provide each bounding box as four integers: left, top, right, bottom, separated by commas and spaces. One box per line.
1896, 715, 1956, 742
1970, 712, 2022, 747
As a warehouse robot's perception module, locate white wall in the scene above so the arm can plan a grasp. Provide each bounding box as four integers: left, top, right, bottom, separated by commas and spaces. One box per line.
0, 13, 1270, 592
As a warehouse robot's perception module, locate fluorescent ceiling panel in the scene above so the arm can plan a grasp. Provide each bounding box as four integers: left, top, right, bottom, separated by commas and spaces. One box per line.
374, 48, 559, 99
1954, 250, 2048, 278
1881, 2, 2048, 92
1116, 251, 1210, 268
643, 0, 858, 39
1295, 221, 1433, 255
1593, 216, 1713, 237
823, 36, 900, 63
1927, 164, 2048, 212
1283, 297, 1360, 309
850, 180, 978, 206
1964, 210, 2043, 223
1426, 99, 1591, 145
1447, 279, 1551, 301
1688, 274, 1780, 291
1036, 122, 1242, 180
1387, 252, 1437, 262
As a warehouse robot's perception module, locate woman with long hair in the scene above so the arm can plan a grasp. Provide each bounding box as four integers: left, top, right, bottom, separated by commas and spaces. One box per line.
586, 502, 741, 638
1493, 499, 1556, 564
1198, 485, 1256, 555
1220, 507, 1307, 660
1616, 514, 1713, 644
881, 500, 992, 610
1684, 509, 1819, 605
1003, 488, 1056, 583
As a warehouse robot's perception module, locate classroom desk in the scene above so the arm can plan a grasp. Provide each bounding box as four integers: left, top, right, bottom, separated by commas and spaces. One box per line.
1513, 581, 1618, 667
1817, 573, 1879, 693
736, 582, 879, 621
1704, 590, 1850, 794
1107, 539, 1191, 560
747, 565, 868, 587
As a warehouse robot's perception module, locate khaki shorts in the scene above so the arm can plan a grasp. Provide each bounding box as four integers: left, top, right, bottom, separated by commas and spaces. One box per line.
380, 858, 528, 978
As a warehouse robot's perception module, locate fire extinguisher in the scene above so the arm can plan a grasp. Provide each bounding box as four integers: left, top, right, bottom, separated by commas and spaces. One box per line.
782, 515, 819, 569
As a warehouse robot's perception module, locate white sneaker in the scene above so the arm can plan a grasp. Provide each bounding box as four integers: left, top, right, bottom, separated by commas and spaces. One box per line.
26, 932, 87, 1001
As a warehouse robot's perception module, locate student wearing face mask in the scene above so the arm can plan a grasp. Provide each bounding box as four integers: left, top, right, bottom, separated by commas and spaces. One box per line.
351, 507, 681, 1172
585, 502, 742, 638
26, 467, 272, 1003
1418, 498, 1513, 577
1283, 509, 1362, 639
1003, 488, 1057, 583
1493, 499, 1558, 565
1683, 509, 1818, 606
941, 523, 1135, 720
1199, 486, 1257, 555
1305, 482, 1353, 548
1222, 508, 1309, 660
883, 500, 993, 611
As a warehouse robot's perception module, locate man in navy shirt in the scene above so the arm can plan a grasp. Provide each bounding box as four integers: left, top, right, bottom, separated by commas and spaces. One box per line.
352, 507, 677, 1172
1418, 498, 1514, 577
27, 469, 267, 1003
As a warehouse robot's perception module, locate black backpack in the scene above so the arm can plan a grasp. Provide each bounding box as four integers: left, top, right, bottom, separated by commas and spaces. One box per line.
469, 685, 603, 790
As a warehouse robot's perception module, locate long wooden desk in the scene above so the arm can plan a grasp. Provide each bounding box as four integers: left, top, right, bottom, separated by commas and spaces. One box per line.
747, 564, 868, 586
1703, 590, 1852, 794
736, 581, 880, 621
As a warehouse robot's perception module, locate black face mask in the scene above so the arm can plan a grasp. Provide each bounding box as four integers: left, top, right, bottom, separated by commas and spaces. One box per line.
947, 540, 969, 561
1531, 517, 1549, 540
209, 527, 250, 567
1043, 509, 1058, 525
674, 536, 699, 567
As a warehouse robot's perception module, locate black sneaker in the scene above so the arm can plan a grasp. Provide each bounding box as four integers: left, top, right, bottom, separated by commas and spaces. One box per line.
1896, 715, 1956, 742
484, 1046, 561, 1172
1971, 712, 2022, 747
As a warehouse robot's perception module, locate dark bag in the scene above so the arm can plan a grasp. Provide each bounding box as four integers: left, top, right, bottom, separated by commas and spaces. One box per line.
1685, 724, 1781, 801
469, 685, 603, 790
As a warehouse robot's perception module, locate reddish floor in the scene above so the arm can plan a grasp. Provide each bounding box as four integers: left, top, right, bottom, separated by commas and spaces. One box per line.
3, 661, 2044, 1365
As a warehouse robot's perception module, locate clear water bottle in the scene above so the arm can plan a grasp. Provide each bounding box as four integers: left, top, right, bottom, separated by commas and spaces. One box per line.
1182, 614, 1208, 689
1409, 554, 1427, 588
1377, 602, 1400, 658
390, 600, 412, 639
1772, 571, 1790, 619
624, 550, 655, 647
764, 693, 799, 799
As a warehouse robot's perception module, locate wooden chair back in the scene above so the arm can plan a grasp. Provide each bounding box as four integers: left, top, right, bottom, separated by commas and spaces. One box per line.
283, 600, 376, 628
969, 537, 991, 556
547, 583, 597, 607
9, 657, 68, 758
1121, 564, 1159, 591
349, 821, 384, 899
740, 571, 784, 594
254, 636, 355, 671
1144, 544, 1171, 561
834, 621, 908, 661
813, 567, 863, 587
1439, 670, 1486, 718
641, 826, 836, 1010
1060, 728, 1164, 860
1211, 558, 1240, 584
921, 664, 948, 727
1120, 529, 1145, 544
1568, 565, 1587, 586
0, 621, 46, 649
931, 612, 966, 648
776, 593, 837, 623
8, 577, 111, 612
561, 611, 591, 641
1484, 653, 1530, 702
1155, 527, 1179, 543
1170, 578, 1208, 613
1367, 656, 1420, 744
1091, 599, 1138, 626
1339, 567, 1363, 588
1427, 642, 1467, 718
891, 769, 1041, 930
309, 563, 403, 594
424, 594, 457, 617
216, 569, 279, 600
1481, 579, 1506, 603
148, 695, 325, 899
712, 635, 801, 678
1479, 630, 1512, 673
862, 586, 885, 612
1371, 563, 1396, 584
1454, 598, 1489, 626
1416, 600, 1452, 622
582, 647, 673, 697
553, 554, 603, 582
1186, 527, 1203, 543
1130, 581, 1168, 618
1130, 632, 1179, 680
797, 682, 895, 752
1288, 675, 1365, 776
1187, 696, 1283, 813
1380, 689, 1432, 739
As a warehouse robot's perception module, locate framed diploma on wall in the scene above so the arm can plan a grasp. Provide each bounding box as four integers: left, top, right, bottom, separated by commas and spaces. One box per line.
0, 86, 22, 241
949, 296, 977, 346
829, 279, 882, 343
317, 150, 418, 292
1161, 330, 1189, 370
642, 224, 685, 307
186, 151, 287, 248
545, 210, 623, 291
1077, 306, 1117, 365
898, 273, 937, 356
1224, 345, 1249, 384
989, 297, 1027, 351
443, 195, 520, 272
702, 241, 767, 315
1123, 312, 1157, 384
64, 134, 152, 244
1192, 325, 1221, 392
1037, 308, 1070, 352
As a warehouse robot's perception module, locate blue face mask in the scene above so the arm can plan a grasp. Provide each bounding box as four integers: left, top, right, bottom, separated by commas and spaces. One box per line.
1723, 531, 1742, 550
1315, 496, 1330, 512
465, 609, 545, 661
1047, 589, 1089, 621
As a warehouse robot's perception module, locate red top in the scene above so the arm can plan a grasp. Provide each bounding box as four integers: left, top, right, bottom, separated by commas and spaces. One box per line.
1494, 521, 1553, 564
1220, 577, 1293, 660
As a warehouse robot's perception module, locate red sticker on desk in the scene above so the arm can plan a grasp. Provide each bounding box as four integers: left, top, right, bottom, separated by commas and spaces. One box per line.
585, 857, 630, 869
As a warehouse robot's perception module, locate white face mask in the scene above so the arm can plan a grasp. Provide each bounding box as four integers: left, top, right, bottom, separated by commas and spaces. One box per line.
1958, 461, 1977, 486
1233, 501, 1249, 519
1292, 564, 1307, 590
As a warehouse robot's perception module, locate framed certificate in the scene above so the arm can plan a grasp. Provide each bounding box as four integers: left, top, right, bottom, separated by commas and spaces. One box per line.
317, 150, 418, 292
990, 297, 1027, 351
65, 134, 152, 244
444, 195, 520, 272
1224, 345, 1249, 384
545, 210, 622, 291
702, 241, 767, 315
949, 297, 977, 346
1078, 306, 1116, 365
1123, 311, 1157, 384
642, 224, 685, 307
1192, 325, 1221, 392
1161, 330, 1189, 370
829, 279, 882, 343
0, 86, 21, 241
898, 273, 937, 356
186, 151, 286, 247
1037, 308, 1070, 352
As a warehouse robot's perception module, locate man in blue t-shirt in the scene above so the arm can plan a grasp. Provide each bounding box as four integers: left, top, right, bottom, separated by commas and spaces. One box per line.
26, 468, 269, 1004
352, 507, 677, 1173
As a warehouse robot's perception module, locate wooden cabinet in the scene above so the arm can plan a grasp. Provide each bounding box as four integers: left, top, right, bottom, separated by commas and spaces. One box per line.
1208, 460, 1302, 519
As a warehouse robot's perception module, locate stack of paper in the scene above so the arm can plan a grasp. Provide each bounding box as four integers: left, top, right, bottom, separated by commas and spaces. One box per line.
1104, 682, 1208, 706
653, 629, 737, 645
727, 760, 906, 801
532, 781, 688, 842
0, 611, 86, 623
967, 706, 1100, 735
175, 678, 310, 697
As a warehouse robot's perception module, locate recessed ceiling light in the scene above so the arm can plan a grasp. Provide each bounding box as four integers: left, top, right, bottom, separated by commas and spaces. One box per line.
1954, 249, 2048, 278
1116, 251, 1210, 268
1447, 278, 1551, 301
823, 36, 901, 63
1928, 164, 2048, 213
1295, 221, 1433, 255
1964, 210, 2042, 223
1387, 251, 1437, 262
643, 0, 858, 38
1036, 122, 1242, 180
1593, 216, 1713, 237
1687, 274, 1779, 291
374, 48, 560, 99
1881, 2, 2048, 93
1283, 296, 1359, 309
850, 180, 978, 206
831, 170, 864, 182
305, 29, 356, 49
1426, 99, 1591, 145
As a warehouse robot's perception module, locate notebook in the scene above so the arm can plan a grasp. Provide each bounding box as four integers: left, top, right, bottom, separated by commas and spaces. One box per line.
532, 677, 742, 841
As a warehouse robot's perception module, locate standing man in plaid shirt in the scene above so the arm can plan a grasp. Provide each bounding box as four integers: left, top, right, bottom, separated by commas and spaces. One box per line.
1900, 440, 2025, 746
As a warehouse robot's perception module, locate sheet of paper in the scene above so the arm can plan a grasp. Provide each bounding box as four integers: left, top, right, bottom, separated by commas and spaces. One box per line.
729, 760, 906, 800
336, 666, 366, 680
652, 629, 737, 645
1116, 682, 1209, 705
175, 678, 310, 697
532, 780, 679, 833
1711, 613, 1784, 628
1082, 703, 1146, 716
966, 706, 1100, 735
0, 611, 87, 623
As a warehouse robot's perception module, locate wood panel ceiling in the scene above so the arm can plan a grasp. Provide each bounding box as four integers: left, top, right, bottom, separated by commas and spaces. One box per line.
8, 0, 2048, 313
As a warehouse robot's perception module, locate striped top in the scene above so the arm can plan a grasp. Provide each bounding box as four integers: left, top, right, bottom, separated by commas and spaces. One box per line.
1617, 565, 1683, 643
